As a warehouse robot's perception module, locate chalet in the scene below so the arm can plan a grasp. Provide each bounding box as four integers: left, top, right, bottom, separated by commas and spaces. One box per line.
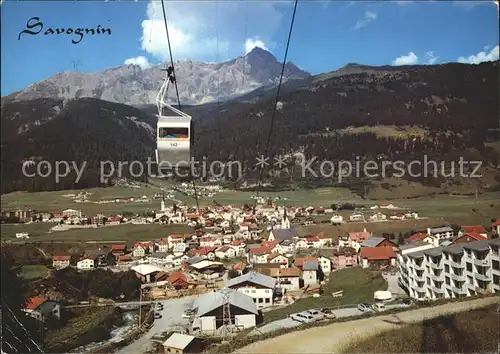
459, 225, 488, 238
191, 260, 225, 279
62, 209, 82, 218
306, 236, 321, 248
349, 212, 365, 222
302, 260, 319, 286
23, 296, 60, 322
111, 244, 126, 255
427, 226, 454, 240
117, 254, 132, 263
131, 264, 164, 283
150, 252, 174, 266
369, 212, 387, 222
339, 229, 373, 252
269, 267, 301, 291
315, 232, 333, 247
157, 239, 170, 252
168, 271, 195, 290
407, 232, 434, 244
295, 238, 309, 249
360, 237, 398, 249
267, 252, 289, 267
227, 271, 277, 309
317, 255, 332, 275
215, 246, 236, 259
77, 257, 95, 270
52, 255, 70, 269
133, 242, 153, 257
190, 247, 216, 260
454, 231, 488, 244
332, 247, 358, 269
261, 240, 283, 254
247, 246, 272, 264
330, 213, 343, 224
359, 246, 396, 269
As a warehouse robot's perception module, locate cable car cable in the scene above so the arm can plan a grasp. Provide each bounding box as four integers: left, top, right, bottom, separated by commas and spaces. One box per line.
160, 0, 199, 212
252, 0, 299, 214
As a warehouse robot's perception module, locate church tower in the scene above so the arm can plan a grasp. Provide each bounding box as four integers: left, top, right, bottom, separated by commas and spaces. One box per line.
281, 208, 290, 229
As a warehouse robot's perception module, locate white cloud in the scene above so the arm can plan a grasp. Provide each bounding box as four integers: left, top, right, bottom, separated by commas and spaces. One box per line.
244, 38, 269, 54
124, 56, 151, 69
392, 52, 418, 65
424, 51, 439, 65
457, 45, 499, 64
353, 10, 378, 30
136, 1, 283, 62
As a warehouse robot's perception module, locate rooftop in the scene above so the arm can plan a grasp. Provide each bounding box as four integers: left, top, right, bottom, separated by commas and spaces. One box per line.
162, 333, 195, 350
227, 271, 276, 289
192, 289, 258, 316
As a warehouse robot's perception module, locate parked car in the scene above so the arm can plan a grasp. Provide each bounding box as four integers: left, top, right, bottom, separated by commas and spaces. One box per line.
357, 303, 373, 312
371, 303, 386, 312
154, 313, 162, 319
290, 312, 317, 323
306, 309, 325, 320
320, 308, 336, 319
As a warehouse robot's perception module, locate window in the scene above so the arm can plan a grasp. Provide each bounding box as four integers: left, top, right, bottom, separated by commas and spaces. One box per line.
445, 277, 450, 285
258, 298, 263, 303
158, 127, 189, 139
265, 298, 270, 303
492, 260, 500, 271
466, 262, 472, 272
444, 264, 450, 272
467, 276, 473, 285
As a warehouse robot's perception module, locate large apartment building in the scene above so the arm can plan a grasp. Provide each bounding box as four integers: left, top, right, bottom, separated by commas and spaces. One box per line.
397, 238, 500, 300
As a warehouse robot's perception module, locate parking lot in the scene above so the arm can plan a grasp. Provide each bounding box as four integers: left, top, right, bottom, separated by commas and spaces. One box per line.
251, 303, 411, 335
118, 296, 196, 354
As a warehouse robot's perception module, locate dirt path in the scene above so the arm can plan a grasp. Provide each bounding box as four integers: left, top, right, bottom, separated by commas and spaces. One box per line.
235, 297, 499, 353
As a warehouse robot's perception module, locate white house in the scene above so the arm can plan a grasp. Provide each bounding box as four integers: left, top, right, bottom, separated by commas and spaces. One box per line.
270, 267, 301, 291
77, 257, 95, 270
369, 212, 387, 222
349, 212, 365, 222
215, 246, 236, 259
295, 239, 309, 249
330, 214, 343, 224
62, 209, 82, 218
302, 260, 319, 286
268, 229, 299, 243
317, 256, 332, 275
267, 253, 289, 267
247, 247, 272, 264
191, 289, 258, 334
227, 271, 277, 309
23, 296, 61, 322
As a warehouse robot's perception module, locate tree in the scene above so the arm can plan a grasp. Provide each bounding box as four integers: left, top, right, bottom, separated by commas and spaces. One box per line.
397, 232, 405, 245
1, 253, 41, 352
227, 269, 239, 279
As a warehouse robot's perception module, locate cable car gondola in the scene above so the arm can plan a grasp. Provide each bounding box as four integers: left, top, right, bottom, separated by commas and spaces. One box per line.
155, 66, 193, 172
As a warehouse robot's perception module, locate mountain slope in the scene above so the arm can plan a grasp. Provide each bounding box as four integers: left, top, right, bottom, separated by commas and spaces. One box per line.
2, 61, 499, 196
4, 47, 310, 106
1, 98, 156, 193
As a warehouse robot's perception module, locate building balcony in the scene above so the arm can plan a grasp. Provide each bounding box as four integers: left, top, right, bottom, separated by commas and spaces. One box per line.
430, 262, 443, 270
412, 263, 425, 271
430, 273, 444, 281
452, 286, 467, 295
448, 259, 464, 268
432, 286, 445, 293
449, 273, 466, 281
414, 273, 425, 281
473, 258, 490, 267
475, 272, 492, 281
475, 286, 492, 295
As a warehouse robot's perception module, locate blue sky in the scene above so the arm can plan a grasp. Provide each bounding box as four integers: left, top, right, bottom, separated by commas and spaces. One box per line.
1, 0, 499, 95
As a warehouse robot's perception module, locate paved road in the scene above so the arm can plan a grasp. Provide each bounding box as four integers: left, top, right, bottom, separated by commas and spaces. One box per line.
236, 297, 498, 353
117, 296, 196, 354
383, 273, 406, 296
251, 304, 410, 335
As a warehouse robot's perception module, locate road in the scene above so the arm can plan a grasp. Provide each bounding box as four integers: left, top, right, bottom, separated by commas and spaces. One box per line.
117, 295, 196, 354
236, 296, 498, 353
251, 303, 410, 335
383, 273, 406, 296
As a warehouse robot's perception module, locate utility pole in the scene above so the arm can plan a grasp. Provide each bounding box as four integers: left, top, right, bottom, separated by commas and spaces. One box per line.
220, 289, 233, 341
